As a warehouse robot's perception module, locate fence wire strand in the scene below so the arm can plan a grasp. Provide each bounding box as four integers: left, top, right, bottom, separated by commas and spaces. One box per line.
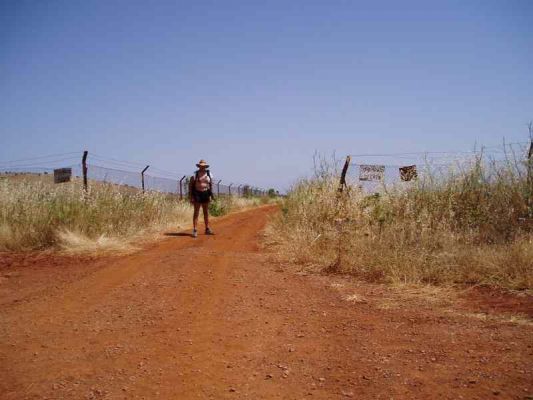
0, 157, 269, 197
345, 142, 531, 193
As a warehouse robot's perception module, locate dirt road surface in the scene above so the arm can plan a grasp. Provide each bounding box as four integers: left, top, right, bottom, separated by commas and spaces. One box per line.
1, 206, 532, 399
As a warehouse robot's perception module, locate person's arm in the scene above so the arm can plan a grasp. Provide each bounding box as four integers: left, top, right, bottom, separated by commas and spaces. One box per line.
209, 173, 215, 200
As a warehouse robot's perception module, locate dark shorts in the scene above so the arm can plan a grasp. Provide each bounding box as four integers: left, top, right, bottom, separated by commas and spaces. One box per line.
193, 189, 211, 204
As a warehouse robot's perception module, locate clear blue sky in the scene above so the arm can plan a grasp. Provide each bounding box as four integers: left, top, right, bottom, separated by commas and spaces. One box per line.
1, 0, 532, 190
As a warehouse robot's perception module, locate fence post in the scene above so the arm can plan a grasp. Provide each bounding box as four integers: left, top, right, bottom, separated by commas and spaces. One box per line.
141, 165, 150, 193
82, 151, 88, 192
338, 155, 351, 193
217, 180, 222, 197
229, 183, 233, 196
527, 129, 533, 218
527, 138, 533, 189
329, 155, 352, 273
179, 175, 186, 200
237, 184, 243, 197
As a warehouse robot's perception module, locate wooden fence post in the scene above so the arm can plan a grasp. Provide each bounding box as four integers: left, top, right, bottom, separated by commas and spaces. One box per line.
217, 180, 222, 197
527, 136, 533, 218
82, 151, 88, 192
228, 183, 233, 196
328, 155, 352, 273
338, 155, 351, 193
527, 138, 533, 185
179, 175, 186, 200
141, 165, 150, 193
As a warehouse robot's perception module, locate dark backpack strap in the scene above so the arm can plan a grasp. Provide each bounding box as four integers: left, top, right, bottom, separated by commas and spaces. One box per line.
195, 170, 211, 179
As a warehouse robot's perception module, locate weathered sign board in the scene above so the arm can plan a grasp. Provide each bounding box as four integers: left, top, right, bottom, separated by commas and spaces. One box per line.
399, 165, 417, 181
54, 168, 72, 184
359, 164, 385, 181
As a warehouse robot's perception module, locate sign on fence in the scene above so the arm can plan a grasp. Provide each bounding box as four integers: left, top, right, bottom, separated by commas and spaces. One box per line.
399, 165, 417, 181
359, 164, 385, 181
54, 168, 72, 183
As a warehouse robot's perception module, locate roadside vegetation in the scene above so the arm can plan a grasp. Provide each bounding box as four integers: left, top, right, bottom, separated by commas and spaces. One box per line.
0, 177, 272, 252
266, 150, 533, 291
209, 194, 274, 216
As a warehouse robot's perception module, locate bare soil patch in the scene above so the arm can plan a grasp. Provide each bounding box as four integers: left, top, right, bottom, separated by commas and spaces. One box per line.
1, 206, 531, 399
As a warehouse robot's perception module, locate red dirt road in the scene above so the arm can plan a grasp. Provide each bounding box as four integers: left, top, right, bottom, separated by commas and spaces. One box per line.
1, 206, 532, 399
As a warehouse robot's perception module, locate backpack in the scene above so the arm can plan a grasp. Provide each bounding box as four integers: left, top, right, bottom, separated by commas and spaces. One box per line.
189, 170, 212, 194
194, 169, 211, 181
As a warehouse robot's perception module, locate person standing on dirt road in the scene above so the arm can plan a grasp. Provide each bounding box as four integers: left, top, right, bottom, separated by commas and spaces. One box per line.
189, 159, 215, 238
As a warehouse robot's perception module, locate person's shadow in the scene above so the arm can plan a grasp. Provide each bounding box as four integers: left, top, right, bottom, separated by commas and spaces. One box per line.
164, 232, 195, 238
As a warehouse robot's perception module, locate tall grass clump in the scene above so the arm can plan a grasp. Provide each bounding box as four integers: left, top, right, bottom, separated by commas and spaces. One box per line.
267, 152, 533, 290
0, 179, 192, 251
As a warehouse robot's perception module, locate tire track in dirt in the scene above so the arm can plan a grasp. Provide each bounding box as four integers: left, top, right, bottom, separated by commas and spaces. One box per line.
1, 205, 532, 399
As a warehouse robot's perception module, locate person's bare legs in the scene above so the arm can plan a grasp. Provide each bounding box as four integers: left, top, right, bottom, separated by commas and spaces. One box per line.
202, 203, 210, 232
193, 202, 201, 236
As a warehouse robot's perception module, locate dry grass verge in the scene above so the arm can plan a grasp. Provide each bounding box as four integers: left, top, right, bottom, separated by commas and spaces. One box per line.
0, 177, 271, 252
266, 156, 533, 291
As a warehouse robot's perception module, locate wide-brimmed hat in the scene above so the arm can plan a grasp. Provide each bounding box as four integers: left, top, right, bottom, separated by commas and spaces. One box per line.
196, 159, 209, 168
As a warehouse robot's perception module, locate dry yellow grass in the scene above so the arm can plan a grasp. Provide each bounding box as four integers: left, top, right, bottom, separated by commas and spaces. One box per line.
0, 176, 271, 252
266, 156, 533, 290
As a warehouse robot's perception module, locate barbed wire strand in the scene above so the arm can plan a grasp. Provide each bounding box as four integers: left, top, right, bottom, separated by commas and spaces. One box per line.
0, 152, 81, 166
89, 154, 189, 179
0, 157, 81, 169
348, 141, 528, 158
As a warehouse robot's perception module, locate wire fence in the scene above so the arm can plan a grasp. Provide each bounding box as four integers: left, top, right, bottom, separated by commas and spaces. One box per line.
1, 141, 531, 195
339, 141, 532, 193
0, 152, 271, 198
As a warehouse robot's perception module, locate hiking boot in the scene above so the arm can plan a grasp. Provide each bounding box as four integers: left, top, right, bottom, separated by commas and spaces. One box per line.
192, 229, 198, 238
205, 227, 214, 235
